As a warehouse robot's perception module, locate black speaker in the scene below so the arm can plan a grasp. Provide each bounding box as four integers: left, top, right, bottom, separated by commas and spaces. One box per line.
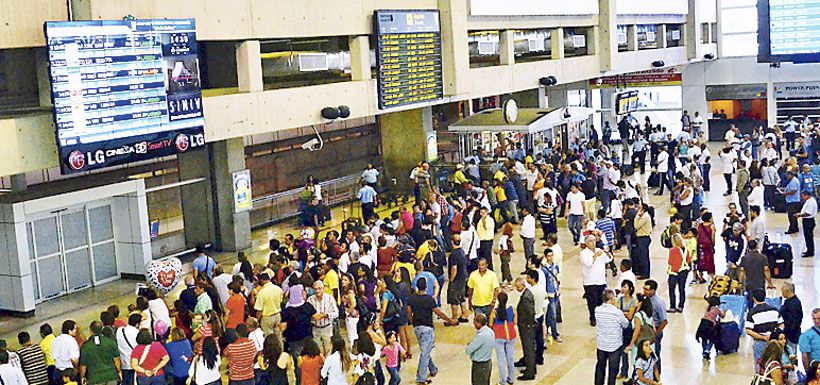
337, 105, 351, 119
321, 107, 340, 120
539, 75, 558, 86
651, 60, 665, 68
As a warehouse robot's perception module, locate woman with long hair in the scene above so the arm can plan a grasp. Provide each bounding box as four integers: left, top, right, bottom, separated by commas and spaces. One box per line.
696, 211, 716, 283
300, 338, 324, 385
165, 328, 192, 385
358, 267, 378, 312
757, 340, 785, 385
363, 313, 387, 385
340, 273, 360, 346
634, 339, 660, 385
352, 332, 378, 385
191, 310, 223, 354
617, 280, 637, 379
187, 336, 220, 385
259, 334, 292, 385
131, 329, 170, 385
490, 292, 516, 385
495, 222, 515, 287
667, 233, 691, 313
390, 268, 413, 359
806, 360, 820, 385
321, 336, 352, 385
172, 300, 193, 340
625, 297, 655, 369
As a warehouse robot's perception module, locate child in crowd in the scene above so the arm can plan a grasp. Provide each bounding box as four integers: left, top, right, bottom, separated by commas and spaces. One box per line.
381, 331, 405, 385
62, 369, 79, 385
495, 222, 515, 288
616, 259, 636, 292
696, 296, 725, 359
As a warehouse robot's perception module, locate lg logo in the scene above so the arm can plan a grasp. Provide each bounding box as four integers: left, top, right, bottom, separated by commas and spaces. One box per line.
68, 150, 105, 171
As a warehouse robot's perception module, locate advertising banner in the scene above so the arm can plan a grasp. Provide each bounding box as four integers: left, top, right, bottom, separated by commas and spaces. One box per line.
589, 67, 682, 88
773, 81, 820, 99
232, 169, 253, 213
45, 19, 205, 174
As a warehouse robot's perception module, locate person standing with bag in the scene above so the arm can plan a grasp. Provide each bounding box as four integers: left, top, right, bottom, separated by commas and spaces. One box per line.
129, 330, 169, 385
187, 337, 220, 385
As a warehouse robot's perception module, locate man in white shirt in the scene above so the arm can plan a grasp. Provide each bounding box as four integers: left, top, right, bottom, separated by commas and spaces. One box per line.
655, 146, 669, 195
720, 147, 737, 196
692, 112, 704, 137
520, 206, 536, 258
460, 222, 480, 268
51, 321, 80, 372
762, 141, 778, 164
116, 314, 141, 385
749, 206, 766, 247
580, 235, 612, 326
784, 116, 798, 150
246, 318, 265, 372
796, 190, 818, 257
565, 185, 586, 245
525, 270, 548, 366
699, 143, 713, 192
212, 265, 233, 306
0, 350, 28, 385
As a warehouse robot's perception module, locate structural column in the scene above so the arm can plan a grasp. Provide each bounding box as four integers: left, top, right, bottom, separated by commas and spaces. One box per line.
438, 0, 470, 96
551, 28, 565, 60
597, 0, 617, 71
499, 30, 515, 66
379, 107, 432, 193
349, 36, 372, 81
236, 40, 263, 92
179, 138, 252, 252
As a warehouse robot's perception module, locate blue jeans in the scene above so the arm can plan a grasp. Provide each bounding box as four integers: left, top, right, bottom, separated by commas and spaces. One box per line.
568, 214, 583, 244
702, 339, 714, 355
387, 366, 401, 385
495, 339, 516, 385
137, 375, 166, 385
619, 350, 630, 377
545, 297, 560, 339
753, 340, 767, 371
414, 326, 438, 383
435, 274, 446, 307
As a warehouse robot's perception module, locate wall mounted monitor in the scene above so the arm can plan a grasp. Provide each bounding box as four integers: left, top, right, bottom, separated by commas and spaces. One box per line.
45, 18, 205, 174
374, 10, 444, 109
759, 0, 820, 63
615, 90, 640, 115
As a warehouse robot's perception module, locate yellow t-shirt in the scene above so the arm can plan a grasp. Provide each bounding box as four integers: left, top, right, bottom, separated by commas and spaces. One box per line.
467, 270, 500, 307
476, 216, 495, 241
454, 170, 469, 185
494, 186, 507, 202
40, 334, 56, 366
494, 170, 506, 182
323, 269, 340, 299
416, 242, 431, 263
391, 262, 416, 278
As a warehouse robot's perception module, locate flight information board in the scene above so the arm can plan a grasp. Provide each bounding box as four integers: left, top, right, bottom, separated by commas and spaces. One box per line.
45, 19, 205, 174
374, 10, 444, 109
769, 0, 820, 55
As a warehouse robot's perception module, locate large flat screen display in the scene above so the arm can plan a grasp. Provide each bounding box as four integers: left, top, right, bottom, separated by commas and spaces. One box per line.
615, 91, 639, 115
374, 10, 444, 109
45, 19, 205, 174
759, 0, 820, 63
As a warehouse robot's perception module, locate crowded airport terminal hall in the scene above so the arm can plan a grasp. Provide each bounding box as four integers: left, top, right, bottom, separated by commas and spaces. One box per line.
2, 1, 820, 385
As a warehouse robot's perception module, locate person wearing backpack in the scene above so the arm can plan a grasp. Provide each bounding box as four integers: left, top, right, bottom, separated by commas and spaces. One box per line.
624, 298, 656, 372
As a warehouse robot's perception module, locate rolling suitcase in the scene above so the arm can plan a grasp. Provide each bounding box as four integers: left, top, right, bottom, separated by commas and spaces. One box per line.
716, 321, 740, 354
772, 191, 787, 213
763, 241, 793, 278
648, 172, 660, 187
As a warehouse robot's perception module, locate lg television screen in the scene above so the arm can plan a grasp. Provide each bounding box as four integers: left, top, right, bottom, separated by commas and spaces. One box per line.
45, 19, 206, 174
759, 0, 820, 63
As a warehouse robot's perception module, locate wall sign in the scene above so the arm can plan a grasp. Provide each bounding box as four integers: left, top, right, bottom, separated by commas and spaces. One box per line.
232, 169, 252, 213
590, 67, 682, 88
470, 0, 599, 16
45, 19, 205, 174
705, 84, 768, 100
374, 10, 444, 109
774, 81, 820, 99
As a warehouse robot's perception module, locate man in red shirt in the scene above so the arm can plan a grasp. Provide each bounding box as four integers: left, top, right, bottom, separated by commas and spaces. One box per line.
224, 283, 246, 331
223, 324, 257, 385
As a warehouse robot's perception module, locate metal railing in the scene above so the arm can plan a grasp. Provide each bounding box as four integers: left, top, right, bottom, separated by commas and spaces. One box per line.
249, 173, 361, 229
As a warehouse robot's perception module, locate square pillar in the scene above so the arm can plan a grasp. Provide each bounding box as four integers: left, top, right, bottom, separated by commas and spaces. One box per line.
236, 40, 263, 92
439, 0, 470, 96
499, 30, 515, 65
597, 0, 617, 71
379, 108, 432, 193
179, 138, 252, 252
349, 35, 372, 81
551, 28, 565, 60
658, 25, 668, 48
35, 48, 52, 107
627, 25, 638, 52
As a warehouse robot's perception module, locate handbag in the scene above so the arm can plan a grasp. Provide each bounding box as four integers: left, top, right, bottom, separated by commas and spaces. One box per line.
186, 356, 199, 385
750, 361, 779, 385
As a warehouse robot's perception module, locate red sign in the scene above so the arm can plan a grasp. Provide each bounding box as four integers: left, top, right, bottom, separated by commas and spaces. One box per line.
590, 67, 682, 88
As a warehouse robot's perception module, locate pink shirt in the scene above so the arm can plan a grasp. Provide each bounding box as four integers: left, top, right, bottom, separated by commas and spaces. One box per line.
380, 343, 405, 368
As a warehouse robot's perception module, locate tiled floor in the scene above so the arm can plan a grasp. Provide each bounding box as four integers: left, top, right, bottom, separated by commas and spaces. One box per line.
2, 145, 817, 385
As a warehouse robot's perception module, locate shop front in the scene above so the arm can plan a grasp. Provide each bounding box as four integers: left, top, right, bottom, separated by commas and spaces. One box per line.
705, 83, 768, 140
773, 81, 820, 124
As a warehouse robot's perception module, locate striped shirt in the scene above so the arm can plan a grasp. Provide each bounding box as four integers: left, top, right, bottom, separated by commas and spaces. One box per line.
223, 338, 257, 381
596, 218, 616, 248
17, 345, 48, 385
595, 303, 629, 352
746, 304, 784, 336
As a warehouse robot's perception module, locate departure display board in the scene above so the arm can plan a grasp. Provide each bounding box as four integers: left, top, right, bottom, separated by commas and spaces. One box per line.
45, 19, 205, 174
615, 91, 639, 115
769, 0, 820, 56
374, 10, 444, 109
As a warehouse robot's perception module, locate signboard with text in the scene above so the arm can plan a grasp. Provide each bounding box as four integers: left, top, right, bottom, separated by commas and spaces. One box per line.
774, 81, 820, 99
232, 169, 252, 213
45, 19, 205, 174
374, 10, 444, 109
590, 67, 682, 88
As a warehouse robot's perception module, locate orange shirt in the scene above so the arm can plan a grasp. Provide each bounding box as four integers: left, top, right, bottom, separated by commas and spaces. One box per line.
225, 293, 246, 329
300, 355, 325, 385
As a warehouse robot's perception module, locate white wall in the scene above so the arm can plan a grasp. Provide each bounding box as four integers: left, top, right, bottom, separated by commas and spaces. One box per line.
469, 0, 599, 16
682, 56, 820, 128
617, 0, 688, 15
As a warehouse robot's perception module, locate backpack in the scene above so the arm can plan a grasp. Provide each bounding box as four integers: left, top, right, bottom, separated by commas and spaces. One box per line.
660, 226, 673, 248
383, 295, 399, 320
636, 312, 656, 343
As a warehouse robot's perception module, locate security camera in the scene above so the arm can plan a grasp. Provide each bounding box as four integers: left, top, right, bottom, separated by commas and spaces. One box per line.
703, 53, 715, 60
595, 78, 603, 86
539, 75, 558, 87
563, 108, 571, 119
651, 60, 665, 68
301, 138, 321, 151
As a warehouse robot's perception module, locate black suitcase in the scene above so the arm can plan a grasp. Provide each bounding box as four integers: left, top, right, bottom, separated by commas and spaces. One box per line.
772, 192, 788, 213
763, 235, 794, 278
648, 172, 660, 187
716, 321, 740, 354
